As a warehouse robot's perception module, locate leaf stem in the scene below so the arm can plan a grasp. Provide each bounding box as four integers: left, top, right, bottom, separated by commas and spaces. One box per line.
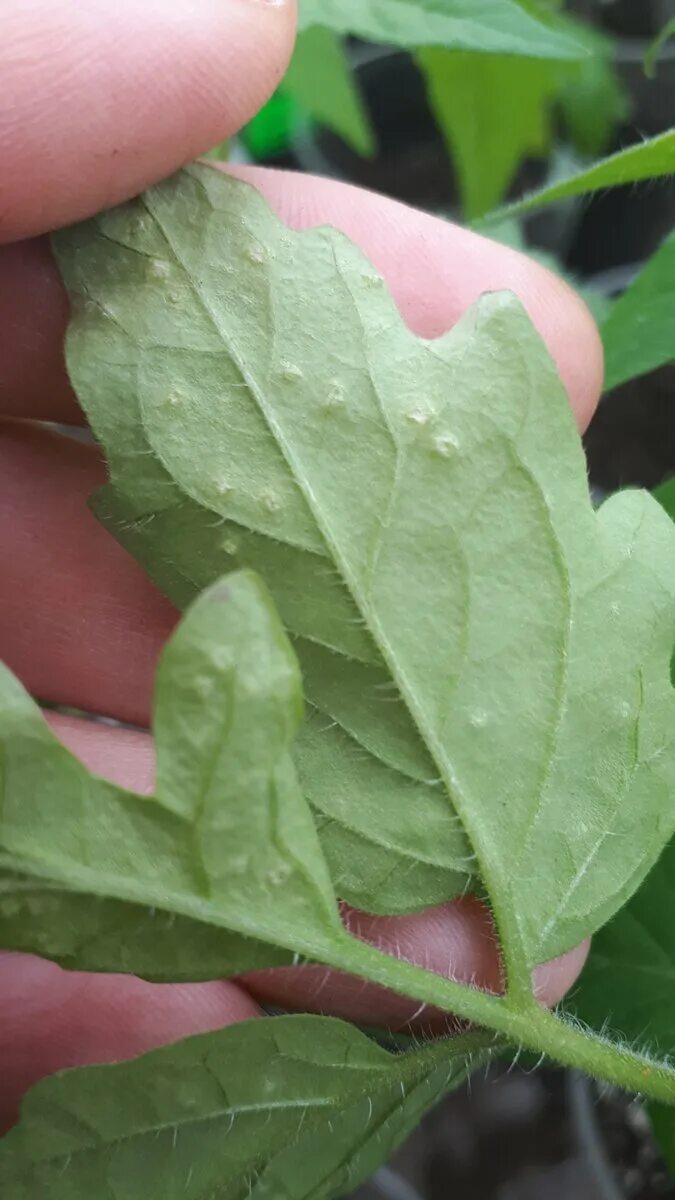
331, 934, 675, 1105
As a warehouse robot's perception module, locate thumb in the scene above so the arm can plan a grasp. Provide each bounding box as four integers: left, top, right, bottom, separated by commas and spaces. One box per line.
0, 0, 296, 243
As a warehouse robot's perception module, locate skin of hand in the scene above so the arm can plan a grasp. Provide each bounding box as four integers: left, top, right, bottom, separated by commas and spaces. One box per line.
0, 0, 602, 1135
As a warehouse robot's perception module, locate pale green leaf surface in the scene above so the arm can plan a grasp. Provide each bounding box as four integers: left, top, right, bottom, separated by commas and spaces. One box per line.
91, 485, 472, 913
483, 129, 675, 222
573, 838, 675, 1060
297, 0, 585, 59
602, 229, 675, 391
299, 708, 472, 913
0, 572, 346, 971
418, 48, 557, 220
283, 29, 375, 157
572, 477, 675, 1057
55, 203, 473, 914
311, 810, 468, 915
0, 1016, 484, 1200
0, 865, 287, 981
52, 166, 675, 970
625, 477, 675, 1179
654, 480, 675, 712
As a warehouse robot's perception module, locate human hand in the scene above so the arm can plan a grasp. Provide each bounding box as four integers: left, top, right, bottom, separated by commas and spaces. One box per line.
0, 0, 601, 1134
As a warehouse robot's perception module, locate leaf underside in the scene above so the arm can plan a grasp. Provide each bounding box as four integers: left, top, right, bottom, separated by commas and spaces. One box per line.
1, 165, 675, 1198
601, 229, 675, 392
0, 572, 350, 977
297, 0, 585, 59
49, 165, 675, 972
0, 1015, 488, 1200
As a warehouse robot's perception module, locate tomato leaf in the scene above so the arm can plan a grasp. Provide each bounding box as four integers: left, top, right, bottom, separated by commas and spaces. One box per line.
602, 229, 675, 391
297, 0, 585, 59
51, 166, 675, 979
0, 571, 346, 972
417, 48, 557, 220
0, 1016, 488, 1199
282, 29, 375, 158
482, 129, 675, 221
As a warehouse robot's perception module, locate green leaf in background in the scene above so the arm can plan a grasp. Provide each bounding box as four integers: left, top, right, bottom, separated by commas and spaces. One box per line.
488, 217, 613, 326
282, 29, 375, 158
577, 837, 675, 1185
655, 477, 675, 523
645, 17, 675, 79
0, 1016, 487, 1199
483, 129, 675, 221
649, 1102, 675, 1180
0, 571, 347, 975
601, 229, 675, 391
572, 829, 675, 1197
418, 48, 557, 220
52, 166, 675, 986
555, 20, 629, 158
515, 0, 564, 14
298, 0, 586, 59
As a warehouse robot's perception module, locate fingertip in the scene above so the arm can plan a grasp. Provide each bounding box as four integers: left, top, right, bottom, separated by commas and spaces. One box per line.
1, 0, 297, 240
0, 950, 260, 1133
503, 251, 605, 435
533, 938, 592, 1008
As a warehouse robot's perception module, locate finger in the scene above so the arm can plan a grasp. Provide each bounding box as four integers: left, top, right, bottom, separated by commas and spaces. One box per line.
0, 239, 79, 424
0, 0, 295, 243
0, 169, 602, 422
49, 712, 588, 1028
0, 170, 604, 714
0, 950, 261, 1133
241, 905, 590, 1031
0, 422, 175, 725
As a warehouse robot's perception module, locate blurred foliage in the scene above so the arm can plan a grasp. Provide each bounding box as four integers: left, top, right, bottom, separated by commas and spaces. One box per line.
489, 217, 613, 325
645, 16, 675, 77
416, 49, 557, 220
602, 229, 675, 390
243, 1, 629, 225
284, 28, 375, 158
233, 0, 673, 409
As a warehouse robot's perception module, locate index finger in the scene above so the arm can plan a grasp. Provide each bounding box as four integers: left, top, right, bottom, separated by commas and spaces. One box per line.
0, 0, 295, 242
0, 169, 604, 427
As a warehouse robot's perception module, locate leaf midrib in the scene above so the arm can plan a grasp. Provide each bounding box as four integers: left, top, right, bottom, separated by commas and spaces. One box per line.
143, 189, 467, 804
13, 1095, 346, 1169
144, 183, 569, 985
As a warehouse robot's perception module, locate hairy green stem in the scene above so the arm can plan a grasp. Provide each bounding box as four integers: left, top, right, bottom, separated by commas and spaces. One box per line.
330, 933, 675, 1105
